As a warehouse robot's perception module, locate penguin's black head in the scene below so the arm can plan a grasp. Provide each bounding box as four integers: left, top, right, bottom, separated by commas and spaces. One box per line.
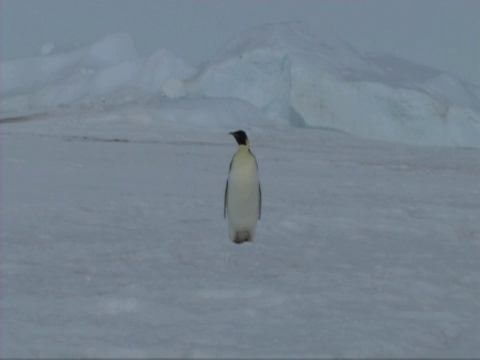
230, 130, 248, 146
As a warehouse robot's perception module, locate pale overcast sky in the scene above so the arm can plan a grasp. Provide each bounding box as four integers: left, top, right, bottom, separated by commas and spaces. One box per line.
2, 0, 479, 86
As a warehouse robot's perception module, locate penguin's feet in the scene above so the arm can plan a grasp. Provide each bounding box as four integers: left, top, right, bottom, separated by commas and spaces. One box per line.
234, 238, 246, 244
231, 230, 254, 244
233, 235, 252, 244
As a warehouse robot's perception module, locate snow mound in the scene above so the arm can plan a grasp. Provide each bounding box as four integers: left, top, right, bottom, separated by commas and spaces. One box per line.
188, 22, 480, 147
148, 97, 271, 130
86, 33, 137, 68
1, 33, 196, 118
2, 22, 480, 148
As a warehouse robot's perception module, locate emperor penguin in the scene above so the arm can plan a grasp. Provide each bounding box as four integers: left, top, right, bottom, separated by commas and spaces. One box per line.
224, 130, 261, 244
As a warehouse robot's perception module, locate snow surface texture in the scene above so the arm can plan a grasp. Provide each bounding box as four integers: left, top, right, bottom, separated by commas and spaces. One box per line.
2, 22, 480, 357
2, 112, 480, 357
2, 23, 480, 148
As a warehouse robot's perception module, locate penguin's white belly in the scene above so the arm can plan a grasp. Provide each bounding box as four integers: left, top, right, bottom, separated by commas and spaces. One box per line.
227, 160, 259, 241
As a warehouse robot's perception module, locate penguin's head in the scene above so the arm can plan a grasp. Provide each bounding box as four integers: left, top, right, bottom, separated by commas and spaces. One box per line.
230, 130, 249, 146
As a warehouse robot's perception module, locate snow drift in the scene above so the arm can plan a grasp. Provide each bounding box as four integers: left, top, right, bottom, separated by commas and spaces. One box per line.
188, 22, 480, 147
1, 33, 196, 117
2, 23, 480, 148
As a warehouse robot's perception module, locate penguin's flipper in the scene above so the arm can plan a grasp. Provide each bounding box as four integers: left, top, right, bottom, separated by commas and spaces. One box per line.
258, 182, 262, 220
224, 180, 228, 218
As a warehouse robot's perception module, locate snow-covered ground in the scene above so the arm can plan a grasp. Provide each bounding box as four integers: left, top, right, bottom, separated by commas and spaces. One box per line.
3, 111, 480, 357
2, 22, 480, 357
